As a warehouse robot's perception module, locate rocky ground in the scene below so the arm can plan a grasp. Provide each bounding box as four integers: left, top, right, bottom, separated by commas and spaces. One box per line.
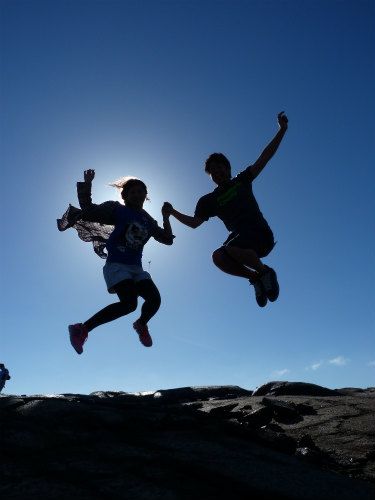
1, 381, 374, 500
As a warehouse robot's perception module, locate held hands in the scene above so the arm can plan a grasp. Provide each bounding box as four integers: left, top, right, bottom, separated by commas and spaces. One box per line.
84, 169, 95, 182
278, 111, 288, 131
162, 202, 174, 217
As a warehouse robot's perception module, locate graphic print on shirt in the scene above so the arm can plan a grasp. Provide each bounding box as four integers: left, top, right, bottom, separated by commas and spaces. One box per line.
117, 219, 149, 252
216, 182, 242, 207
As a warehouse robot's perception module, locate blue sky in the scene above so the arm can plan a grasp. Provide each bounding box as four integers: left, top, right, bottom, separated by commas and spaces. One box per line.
1, 0, 373, 395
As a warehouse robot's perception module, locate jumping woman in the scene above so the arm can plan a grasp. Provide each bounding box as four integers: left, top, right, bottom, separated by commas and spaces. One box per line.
57, 169, 174, 354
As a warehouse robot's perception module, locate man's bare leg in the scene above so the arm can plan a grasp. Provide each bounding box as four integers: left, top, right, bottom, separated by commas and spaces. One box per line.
224, 246, 266, 274
212, 248, 258, 282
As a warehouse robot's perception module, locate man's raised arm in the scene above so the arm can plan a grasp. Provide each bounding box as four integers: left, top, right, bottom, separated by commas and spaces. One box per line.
249, 111, 288, 179
162, 203, 204, 229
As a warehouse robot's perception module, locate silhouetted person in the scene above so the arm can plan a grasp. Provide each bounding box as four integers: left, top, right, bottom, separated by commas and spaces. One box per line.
164, 112, 288, 307
58, 170, 174, 354
0, 363, 11, 393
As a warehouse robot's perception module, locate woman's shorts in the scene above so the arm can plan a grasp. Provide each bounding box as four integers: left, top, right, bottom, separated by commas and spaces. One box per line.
103, 261, 152, 294
222, 228, 276, 258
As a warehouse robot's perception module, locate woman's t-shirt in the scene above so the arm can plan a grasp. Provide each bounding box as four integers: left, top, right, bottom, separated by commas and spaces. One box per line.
106, 205, 154, 266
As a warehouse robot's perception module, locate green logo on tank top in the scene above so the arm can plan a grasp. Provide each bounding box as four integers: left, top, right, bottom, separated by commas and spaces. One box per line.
216, 182, 242, 206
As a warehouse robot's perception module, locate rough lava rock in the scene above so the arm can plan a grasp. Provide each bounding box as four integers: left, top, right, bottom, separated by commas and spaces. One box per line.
1, 381, 374, 500
252, 381, 338, 397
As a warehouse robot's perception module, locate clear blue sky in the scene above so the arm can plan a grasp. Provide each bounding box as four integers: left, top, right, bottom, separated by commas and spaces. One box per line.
1, 0, 373, 395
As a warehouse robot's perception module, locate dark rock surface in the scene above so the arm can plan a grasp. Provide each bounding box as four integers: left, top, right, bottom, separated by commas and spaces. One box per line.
1, 382, 374, 500
252, 381, 338, 397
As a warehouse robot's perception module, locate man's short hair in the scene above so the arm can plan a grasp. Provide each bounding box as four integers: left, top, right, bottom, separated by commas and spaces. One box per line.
204, 153, 231, 174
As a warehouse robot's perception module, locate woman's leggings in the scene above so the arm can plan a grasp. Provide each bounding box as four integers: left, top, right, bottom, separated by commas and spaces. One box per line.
83, 279, 161, 332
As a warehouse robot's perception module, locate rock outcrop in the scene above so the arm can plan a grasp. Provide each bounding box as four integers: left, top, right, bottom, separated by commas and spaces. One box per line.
1, 382, 374, 499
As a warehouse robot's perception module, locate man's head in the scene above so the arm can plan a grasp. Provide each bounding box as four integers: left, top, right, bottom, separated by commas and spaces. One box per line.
204, 153, 232, 186
0, 364, 5, 369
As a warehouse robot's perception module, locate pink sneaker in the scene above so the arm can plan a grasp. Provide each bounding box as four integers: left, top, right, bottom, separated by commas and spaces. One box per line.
133, 320, 153, 347
68, 323, 88, 354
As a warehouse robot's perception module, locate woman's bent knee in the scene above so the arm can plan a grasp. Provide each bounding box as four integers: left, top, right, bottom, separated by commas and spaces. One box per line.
150, 291, 161, 310
120, 298, 138, 313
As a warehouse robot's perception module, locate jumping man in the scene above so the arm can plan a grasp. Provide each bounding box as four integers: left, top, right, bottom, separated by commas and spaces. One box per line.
163, 111, 288, 307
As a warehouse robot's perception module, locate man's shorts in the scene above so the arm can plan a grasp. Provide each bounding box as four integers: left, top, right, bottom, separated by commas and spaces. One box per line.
103, 261, 152, 294
222, 228, 275, 258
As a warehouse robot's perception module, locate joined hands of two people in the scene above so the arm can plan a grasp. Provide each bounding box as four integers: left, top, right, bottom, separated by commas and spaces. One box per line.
162, 202, 174, 217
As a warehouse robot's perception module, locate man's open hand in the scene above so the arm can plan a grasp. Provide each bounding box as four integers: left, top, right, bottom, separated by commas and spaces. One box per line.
278, 111, 288, 130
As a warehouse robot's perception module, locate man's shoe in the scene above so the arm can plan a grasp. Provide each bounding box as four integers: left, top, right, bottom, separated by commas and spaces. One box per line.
260, 265, 279, 302
133, 320, 153, 347
69, 323, 88, 354
252, 279, 268, 307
